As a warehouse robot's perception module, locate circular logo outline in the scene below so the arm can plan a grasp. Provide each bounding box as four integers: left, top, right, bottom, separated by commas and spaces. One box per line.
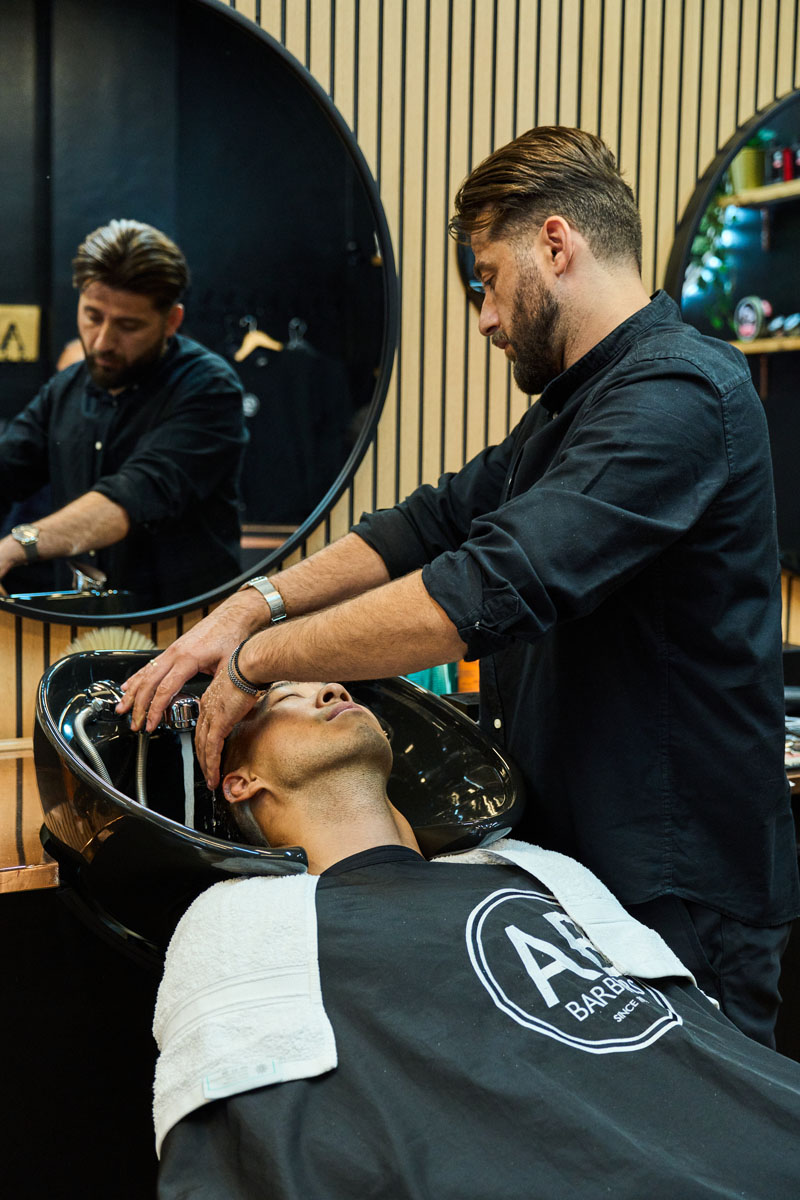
466, 887, 683, 1055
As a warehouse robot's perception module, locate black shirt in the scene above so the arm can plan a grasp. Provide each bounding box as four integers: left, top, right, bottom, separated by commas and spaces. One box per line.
0, 333, 246, 607
158, 850, 800, 1200
355, 293, 800, 924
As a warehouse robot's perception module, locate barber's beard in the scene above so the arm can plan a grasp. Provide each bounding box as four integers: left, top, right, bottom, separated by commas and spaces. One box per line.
508, 271, 563, 396
84, 338, 167, 391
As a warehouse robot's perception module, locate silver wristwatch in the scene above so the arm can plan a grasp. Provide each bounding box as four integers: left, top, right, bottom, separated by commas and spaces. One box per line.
240, 575, 287, 623
11, 523, 41, 562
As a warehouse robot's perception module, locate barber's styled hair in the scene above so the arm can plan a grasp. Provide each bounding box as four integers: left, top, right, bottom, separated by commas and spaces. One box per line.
450, 126, 642, 271
72, 219, 189, 310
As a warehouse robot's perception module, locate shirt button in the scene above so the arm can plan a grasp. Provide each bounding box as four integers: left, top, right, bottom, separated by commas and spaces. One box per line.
95, 441, 102, 450
493, 718, 502, 729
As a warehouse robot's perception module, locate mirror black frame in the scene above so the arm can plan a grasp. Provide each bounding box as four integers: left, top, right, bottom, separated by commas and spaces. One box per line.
0, 0, 398, 627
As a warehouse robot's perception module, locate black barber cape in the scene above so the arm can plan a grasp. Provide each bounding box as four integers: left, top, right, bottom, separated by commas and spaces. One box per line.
158, 849, 800, 1199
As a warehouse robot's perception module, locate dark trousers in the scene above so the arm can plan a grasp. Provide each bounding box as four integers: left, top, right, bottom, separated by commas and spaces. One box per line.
627, 894, 793, 1048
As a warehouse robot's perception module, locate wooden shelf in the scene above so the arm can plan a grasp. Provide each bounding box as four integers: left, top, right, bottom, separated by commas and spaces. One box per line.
720, 178, 800, 209
731, 336, 800, 355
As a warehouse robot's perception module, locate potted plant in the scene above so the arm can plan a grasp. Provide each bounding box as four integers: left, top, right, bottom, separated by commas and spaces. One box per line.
729, 129, 774, 192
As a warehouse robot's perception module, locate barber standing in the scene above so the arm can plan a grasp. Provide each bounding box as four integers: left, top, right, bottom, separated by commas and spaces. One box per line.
0, 219, 245, 606
120, 127, 799, 1046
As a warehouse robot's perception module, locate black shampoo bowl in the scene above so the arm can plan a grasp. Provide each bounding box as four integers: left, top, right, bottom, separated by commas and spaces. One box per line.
35, 651, 524, 956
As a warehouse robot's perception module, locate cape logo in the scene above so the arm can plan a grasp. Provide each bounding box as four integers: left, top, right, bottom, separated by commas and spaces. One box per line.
466, 888, 682, 1054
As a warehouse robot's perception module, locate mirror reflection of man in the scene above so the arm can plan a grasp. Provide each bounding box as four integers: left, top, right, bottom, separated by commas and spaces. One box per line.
0, 220, 246, 606
122, 128, 800, 1047
153, 681, 800, 1200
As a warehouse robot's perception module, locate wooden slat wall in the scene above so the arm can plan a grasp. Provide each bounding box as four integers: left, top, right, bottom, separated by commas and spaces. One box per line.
4, 0, 800, 739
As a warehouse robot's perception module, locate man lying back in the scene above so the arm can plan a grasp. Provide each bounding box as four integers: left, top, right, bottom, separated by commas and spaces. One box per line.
154, 682, 800, 1200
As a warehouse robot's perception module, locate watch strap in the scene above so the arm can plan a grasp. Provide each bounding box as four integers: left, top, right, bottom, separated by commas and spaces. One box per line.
241, 575, 287, 623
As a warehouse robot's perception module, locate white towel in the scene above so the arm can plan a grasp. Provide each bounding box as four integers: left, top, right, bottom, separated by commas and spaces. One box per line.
152, 873, 336, 1156
433, 837, 696, 986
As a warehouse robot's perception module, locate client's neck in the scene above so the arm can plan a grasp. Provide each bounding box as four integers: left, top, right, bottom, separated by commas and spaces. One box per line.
266, 770, 422, 874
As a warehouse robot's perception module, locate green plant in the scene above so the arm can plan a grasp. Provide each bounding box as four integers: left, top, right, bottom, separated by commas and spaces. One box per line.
745, 128, 775, 149
684, 194, 739, 334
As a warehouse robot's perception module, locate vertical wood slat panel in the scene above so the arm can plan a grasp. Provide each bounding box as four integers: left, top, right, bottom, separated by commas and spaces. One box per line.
558, 0, 582, 129
718, 0, 743, 149
257, 1, 283, 38
351, 0, 383, 519
0, 617, 17, 741
654, 0, 681, 288
441, 1, 473, 478
756, 0, 779, 110
697, 0, 722, 179
396, 0, 427, 498
463, 1, 497, 465
485, 0, 523, 452
776, 0, 797, 97
515, 0, 538, 132
618, 1, 645, 271
739, 0, 760, 124
380, 0, 406, 506
676, 1, 703, 229
7, 0, 800, 739
638, 0, 664, 294
418, 0, 451, 486
598, 0, 624, 152
283, 0, 308, 68
579, 0, 602, 133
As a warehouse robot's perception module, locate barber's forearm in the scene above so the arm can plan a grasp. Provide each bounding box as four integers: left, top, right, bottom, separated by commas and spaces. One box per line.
237, 569, 467, 684
0, 490, 130, 577
266, 532, 391, 617
214, 532, 390, 639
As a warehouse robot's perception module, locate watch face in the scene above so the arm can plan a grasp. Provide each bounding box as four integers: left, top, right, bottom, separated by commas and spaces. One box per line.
12, 524, 39, 544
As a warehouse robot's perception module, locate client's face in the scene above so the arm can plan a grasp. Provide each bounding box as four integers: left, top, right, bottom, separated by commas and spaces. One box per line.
235, 681, 392, 791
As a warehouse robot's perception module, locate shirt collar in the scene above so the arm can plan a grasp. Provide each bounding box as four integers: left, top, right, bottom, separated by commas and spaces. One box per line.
537, 290, 680, 415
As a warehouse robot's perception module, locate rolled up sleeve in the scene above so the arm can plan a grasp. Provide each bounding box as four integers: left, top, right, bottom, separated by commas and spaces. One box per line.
354, 433, 516, 577
423, 365, 735, 660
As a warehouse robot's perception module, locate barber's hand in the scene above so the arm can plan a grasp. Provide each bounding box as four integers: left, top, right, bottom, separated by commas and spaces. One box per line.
117, 590, 267, 732
195, 669, 259, 789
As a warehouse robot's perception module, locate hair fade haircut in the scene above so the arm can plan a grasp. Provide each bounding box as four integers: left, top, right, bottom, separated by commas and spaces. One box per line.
450, 126, 642, 272
72, 219, 190, 310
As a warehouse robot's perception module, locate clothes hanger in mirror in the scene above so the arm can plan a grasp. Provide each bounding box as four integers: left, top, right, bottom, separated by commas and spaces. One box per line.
234, 314, 284, 361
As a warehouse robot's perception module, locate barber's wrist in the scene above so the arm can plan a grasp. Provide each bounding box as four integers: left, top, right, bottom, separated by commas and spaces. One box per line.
231, 630, 276, 694
226, 584, 275, 637
0, 535, 26, 573
238, 575, 287, 625
227, 635, 267, 696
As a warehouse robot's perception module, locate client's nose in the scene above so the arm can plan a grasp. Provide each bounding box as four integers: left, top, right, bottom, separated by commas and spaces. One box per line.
317, 682, 352, 707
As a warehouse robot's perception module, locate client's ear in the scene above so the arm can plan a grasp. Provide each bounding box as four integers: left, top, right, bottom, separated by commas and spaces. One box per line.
222, 770, 266, 805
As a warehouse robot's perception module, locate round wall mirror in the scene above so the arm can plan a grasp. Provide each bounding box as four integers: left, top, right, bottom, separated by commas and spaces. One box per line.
664, 91, 800, 576
0, 0, 397, 623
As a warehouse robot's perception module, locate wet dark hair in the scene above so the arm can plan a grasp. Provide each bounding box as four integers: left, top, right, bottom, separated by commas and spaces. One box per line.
450, 125, 642, 271
72, 219, 189, 310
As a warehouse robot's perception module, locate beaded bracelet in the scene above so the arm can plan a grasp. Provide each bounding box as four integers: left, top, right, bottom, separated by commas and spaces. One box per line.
227, 637, 265, 697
